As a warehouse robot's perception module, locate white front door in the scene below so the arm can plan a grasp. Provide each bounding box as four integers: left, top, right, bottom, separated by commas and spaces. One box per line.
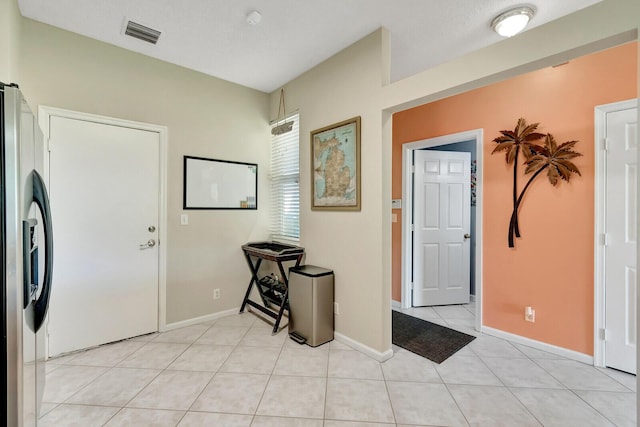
604, 105, 637, 374
413, 150, 471, 306
47, 115, 160, 356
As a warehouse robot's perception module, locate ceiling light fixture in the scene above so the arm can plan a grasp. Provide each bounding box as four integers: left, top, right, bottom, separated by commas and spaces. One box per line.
246, 10, 262, 26
491, 6, 534, 37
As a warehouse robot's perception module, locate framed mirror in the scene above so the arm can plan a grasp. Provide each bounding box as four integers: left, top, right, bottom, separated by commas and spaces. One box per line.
183, 156, 258, 210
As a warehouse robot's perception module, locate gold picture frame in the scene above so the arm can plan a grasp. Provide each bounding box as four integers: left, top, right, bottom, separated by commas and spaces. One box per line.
311, 116, 361, 211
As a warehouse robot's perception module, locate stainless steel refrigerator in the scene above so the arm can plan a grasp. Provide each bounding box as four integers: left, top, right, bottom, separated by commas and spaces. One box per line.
1, 83, 53, 426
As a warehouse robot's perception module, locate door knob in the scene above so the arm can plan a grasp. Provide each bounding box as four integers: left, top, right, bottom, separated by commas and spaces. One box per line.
464, 233, 471, 240
148, 226, 156, 233
139, 239, 156, 249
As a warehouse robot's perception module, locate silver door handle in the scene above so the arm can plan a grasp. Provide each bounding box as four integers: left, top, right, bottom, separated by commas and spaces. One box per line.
464, 233, 471, 240
140, 239, 156, 249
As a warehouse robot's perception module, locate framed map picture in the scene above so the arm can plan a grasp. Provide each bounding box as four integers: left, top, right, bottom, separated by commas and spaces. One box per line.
311, 116, 361, 211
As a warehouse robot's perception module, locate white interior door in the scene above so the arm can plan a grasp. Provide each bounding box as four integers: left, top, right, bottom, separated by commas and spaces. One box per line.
413, 150, 470, 306
604, 106, 637, 374
47, 115, 160, 356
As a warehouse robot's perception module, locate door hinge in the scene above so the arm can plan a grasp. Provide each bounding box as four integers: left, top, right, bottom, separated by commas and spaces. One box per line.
411, 165, 415, 174
46, 138, 52, 152
602, 138, 609, 151
600, 233, 609, 246
599, 328, 607, 341
410, 224, 415, 232
410, 282, 414, 291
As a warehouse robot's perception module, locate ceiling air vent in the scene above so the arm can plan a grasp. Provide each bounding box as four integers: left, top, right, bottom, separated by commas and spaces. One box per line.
125, 20, 161, 44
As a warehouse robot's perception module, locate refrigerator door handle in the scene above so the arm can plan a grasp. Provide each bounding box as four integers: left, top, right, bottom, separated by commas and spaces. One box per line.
31, 170, 53, 333
22, 218, 37, 310
22, 218, 37, 332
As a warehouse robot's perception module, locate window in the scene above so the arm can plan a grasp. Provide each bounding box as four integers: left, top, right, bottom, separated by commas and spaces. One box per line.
270, 113, 300, 240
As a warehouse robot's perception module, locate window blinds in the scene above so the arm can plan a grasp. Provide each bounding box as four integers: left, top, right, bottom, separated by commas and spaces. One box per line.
270, 113, 300, 240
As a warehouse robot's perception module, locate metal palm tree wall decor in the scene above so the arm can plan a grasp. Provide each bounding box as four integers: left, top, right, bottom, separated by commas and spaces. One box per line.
492, 118, 544, 240
492, 119, 582, 248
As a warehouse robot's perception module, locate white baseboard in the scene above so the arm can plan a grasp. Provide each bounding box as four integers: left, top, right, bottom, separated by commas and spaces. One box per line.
393, 297, 474, 307
162, 309, 395, 364
162, 307, 240, 332
334, 332, 394, 362
481, 326, 594, 365
162, 307, 592, 367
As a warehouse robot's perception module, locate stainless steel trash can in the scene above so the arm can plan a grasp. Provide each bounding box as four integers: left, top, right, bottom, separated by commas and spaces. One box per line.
288, 265, 334, 347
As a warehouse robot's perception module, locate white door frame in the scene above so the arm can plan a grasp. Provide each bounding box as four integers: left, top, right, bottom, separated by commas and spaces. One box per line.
37, 106, 169, 352
594, 98, 638, 368
401, 128, 483, 331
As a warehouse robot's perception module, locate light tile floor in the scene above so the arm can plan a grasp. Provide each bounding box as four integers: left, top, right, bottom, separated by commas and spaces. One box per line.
40, 303, 637, 426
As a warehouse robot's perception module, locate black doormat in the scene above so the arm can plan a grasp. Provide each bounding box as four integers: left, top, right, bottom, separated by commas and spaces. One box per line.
392, 310, 476, 364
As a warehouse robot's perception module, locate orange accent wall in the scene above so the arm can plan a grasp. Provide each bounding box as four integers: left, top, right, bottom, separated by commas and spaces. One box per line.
392, 42, 638, 355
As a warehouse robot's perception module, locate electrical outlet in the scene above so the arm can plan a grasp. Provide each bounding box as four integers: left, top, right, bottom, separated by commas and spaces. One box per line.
334, 302, 339, 315
525, 306, 535, 322
213, 288, 221, 300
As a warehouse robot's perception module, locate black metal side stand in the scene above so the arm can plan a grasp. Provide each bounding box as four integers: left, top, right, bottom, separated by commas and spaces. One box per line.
239, 242, 304, 334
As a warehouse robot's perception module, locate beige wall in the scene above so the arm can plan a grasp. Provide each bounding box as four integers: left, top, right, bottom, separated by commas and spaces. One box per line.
269, 30, 392, 353
18, 18, 271, 325
0, 0, 21, 82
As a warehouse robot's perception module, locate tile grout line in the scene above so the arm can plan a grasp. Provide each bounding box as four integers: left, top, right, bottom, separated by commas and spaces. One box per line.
47, 339, 160, 426
503, 385, 547, 427
249, 325, 288, 422
105, 323, 213, 425
525, 354, 628, 424
102, 319, 225, 423
435, 305, 543, 426
566, 387, 625, 427
176, 320, 238, 425
439, 382, 472, 427
596, 367, 637, 392
380, 360, 399, 426
323, 344, 331, 423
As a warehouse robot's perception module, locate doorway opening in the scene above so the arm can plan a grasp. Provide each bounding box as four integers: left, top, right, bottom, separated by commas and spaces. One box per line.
400, 129, 483, 331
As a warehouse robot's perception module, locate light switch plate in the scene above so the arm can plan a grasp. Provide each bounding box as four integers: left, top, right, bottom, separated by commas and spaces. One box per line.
391, 199, 402, 209
180, 214, 189, 225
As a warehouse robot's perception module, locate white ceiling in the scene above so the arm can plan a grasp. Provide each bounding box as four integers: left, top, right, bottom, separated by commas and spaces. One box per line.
18, 0, 601, 93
